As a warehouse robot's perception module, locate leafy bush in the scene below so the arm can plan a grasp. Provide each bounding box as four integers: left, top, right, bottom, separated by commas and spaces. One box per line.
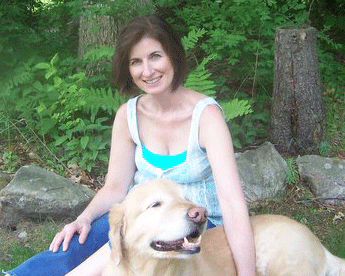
0, 53, 127, 173
157, 0, 310, 92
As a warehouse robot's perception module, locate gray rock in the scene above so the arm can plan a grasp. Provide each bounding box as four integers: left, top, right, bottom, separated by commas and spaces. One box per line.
0, 165, 95, 222
236, 142, 287, 203
296, 155, 345, 205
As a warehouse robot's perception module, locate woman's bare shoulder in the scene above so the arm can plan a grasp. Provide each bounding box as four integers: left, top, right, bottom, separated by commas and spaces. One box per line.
185, 88, 209, 102
112, 102, 133, 141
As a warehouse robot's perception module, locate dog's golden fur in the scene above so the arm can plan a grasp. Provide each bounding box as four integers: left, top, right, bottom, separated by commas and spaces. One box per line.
102, 179, 345, 276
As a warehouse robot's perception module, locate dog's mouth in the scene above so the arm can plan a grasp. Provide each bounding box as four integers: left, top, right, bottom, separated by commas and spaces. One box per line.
150, 229, 202, 254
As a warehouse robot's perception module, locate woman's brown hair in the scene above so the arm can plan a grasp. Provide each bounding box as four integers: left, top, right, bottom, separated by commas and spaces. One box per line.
112, 15, 187, 94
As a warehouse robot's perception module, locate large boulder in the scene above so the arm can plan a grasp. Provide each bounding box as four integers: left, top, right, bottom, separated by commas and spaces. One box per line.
0, 165, 95, 223
296, 155, 345, 205
236, 142, 287, 203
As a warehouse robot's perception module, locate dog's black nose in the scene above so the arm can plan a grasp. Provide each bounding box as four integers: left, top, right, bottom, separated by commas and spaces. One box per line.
188, 207, 207, 225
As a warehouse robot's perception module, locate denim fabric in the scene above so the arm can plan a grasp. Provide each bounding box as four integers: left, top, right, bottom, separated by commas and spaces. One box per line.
127, 96, 224, 226
207, 219, 216, 229
5, 213, 109, 276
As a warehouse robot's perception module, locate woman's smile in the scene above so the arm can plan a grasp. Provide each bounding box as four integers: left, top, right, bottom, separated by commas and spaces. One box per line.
143, 76, 162, 84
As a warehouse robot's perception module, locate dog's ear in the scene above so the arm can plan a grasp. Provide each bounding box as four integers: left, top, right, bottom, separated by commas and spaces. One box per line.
108, 203, 127, 265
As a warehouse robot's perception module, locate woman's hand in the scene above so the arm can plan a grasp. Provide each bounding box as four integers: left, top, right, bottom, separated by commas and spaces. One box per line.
49, 216, 91, 253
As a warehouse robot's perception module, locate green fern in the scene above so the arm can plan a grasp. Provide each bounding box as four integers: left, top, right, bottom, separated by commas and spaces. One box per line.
221, 98, 253, 121
1, 61, 34, 94
185, 56, 252, 121
185, 56, 217, 97
182, 28, 207, 52
78, 87, 128, 120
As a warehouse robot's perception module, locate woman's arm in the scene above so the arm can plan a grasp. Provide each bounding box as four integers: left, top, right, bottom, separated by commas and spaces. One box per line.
200, 105, 256, 276
50, 103, 137, 252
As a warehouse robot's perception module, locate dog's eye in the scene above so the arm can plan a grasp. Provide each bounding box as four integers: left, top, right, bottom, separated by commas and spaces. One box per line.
148, 201, 162, 208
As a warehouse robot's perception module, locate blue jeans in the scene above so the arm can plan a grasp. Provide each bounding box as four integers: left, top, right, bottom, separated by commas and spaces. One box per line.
5, 213, 217, 276
5, 213, 110, 276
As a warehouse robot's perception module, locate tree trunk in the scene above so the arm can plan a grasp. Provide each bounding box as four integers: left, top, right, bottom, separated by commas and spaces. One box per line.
77, 0, 152, 76
78, 7, 119, 76
78, 14, 119, 59
270, 27, 325, 155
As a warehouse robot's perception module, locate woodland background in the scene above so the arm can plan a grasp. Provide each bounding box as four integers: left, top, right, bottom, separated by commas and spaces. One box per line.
0, 0, 344, 177
0, 0, 345, 270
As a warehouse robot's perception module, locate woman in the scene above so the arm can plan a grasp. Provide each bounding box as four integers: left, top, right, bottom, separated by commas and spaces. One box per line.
5, 15, 255, 276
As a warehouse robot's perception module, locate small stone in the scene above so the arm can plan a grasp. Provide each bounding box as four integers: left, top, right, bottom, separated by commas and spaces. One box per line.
18, 231, 28, 240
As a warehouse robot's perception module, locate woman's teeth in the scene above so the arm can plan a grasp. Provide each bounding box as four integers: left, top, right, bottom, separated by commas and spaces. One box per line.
144, 76, 161, 84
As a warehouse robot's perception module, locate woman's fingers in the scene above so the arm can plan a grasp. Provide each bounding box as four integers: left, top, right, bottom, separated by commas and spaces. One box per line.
49, 230, 67, 252
62, 229, 75, 252
48, 218, 92, 253
78, 224, 91, 245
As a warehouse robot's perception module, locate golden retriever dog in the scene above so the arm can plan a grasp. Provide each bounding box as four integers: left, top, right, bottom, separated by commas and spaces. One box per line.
102, 179, 345, 276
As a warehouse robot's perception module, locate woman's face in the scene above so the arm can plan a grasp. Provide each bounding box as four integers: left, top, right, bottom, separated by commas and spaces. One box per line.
129, 37, 175, 95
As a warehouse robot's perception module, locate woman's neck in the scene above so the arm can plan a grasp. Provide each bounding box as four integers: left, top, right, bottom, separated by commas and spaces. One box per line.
142, 86, 188, 114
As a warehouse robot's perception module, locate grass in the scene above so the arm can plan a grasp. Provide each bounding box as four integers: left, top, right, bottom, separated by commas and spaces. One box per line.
0, 219, 64, 271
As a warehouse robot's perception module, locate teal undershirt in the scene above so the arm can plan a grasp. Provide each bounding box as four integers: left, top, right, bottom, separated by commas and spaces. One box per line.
142, 144, 187, 170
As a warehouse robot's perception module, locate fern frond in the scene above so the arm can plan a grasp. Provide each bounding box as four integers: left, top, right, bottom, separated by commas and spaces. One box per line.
182, 28, 207, 52
1, 65, 33, 94
77, 87, 128, 120
221, 99, 253, 121
185, 56, 217, 96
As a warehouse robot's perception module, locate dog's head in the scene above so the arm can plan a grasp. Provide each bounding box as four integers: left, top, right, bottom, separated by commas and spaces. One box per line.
108, 179, 207, 263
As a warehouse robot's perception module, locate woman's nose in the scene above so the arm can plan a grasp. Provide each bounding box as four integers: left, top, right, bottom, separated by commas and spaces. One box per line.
142, 61, 154, 77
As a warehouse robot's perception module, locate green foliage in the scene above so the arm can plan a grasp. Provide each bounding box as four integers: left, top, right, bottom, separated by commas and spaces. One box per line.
309, 0, 345, 49
318, 141, 332, 157
66, 0, 155, 24
0, 0, 77, 77
156, 0, 319, 148
229, 111, 269, 149
285, 158, 299, 186
181, 28, 207, 52
2, 151, 20, 173
1, 0, 344, 173
318, 48, 345, 155
221, 99, 253, 121
159, 0, 310, 91
0, 218, 64, 271
183, 30, 252, 121
185, 61, 252, 122
0, 243, 37, 272
185, 56, 217, 97
0, 53, 127, 173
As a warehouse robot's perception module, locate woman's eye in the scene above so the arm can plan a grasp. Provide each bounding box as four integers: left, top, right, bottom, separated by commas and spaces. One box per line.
129, 59, 140, 66
150, 53, 161, 59
149, 201, 162, 208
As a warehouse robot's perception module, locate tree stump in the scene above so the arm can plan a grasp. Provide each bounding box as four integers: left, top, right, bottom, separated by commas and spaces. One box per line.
270, 27, 325, 155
